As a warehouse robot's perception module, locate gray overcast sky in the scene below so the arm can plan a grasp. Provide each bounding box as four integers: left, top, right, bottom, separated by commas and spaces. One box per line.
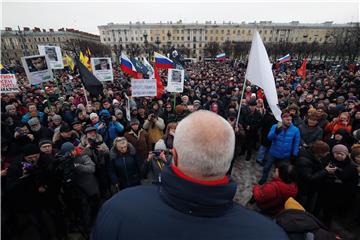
2, 1, 359, 35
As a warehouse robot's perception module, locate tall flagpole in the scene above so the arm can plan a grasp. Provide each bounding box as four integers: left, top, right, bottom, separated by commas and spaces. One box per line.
236, 79, 247, 125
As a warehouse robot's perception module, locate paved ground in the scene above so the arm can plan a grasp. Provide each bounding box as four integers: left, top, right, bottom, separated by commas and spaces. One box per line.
231, 156, 264, 205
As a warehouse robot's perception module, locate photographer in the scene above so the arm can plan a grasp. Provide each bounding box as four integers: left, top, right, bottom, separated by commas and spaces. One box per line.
96, 109, 124, 148
143, 112, 165, 148
56, 142, 100, 235
6, 144, 61, 240
81, 127, 111, 199
146, 139, 172, 182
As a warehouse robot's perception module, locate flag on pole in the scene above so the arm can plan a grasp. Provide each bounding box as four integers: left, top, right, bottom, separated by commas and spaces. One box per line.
154, 65, 164, 98
143, 57, 154, 78
120, 53, 142, 79
0, 64, 9, 74
79, 51, 92, 71
245, 31, 282, 122
297, 58, 307, 80
131, 57, 149, 77
277, 54, 291, 63
63, 54, 75, 71
154, 52, 174, 69
76, 58, 103, 96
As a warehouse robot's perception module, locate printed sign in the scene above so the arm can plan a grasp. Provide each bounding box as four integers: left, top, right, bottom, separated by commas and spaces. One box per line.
21, 55, 53, 85
167, 68, 184, 93
0, 74, 20, 93
91, 57, 113, 82
38, 45, 64, 69
131, 79, 157, 97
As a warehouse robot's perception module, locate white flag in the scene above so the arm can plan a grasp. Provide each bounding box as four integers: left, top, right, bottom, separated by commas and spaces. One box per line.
245, 31, 282, 122
143, 57, 154, 79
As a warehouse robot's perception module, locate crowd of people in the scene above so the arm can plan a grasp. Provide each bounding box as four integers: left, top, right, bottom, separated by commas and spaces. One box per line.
1, 59, 360, 239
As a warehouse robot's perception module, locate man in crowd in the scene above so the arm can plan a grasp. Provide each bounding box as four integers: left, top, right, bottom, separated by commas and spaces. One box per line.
92, 111, 288, 239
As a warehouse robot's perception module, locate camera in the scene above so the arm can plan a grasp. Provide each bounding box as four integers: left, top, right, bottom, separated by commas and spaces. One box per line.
55, 152, 75, 183
88, 138, 103, 149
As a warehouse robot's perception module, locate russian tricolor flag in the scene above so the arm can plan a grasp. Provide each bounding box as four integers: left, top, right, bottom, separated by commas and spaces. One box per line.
216, 53, 226, 61
120, 53, 142, 79
154, 52, 174, 69
277, 54, 291, 63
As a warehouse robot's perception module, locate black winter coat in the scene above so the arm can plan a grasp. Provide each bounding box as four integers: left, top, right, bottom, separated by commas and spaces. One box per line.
108, 144, 141, 189
92, 166, 288, 240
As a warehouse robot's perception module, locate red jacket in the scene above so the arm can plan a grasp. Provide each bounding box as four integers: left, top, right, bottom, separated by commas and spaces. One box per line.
253, 177, 298, 216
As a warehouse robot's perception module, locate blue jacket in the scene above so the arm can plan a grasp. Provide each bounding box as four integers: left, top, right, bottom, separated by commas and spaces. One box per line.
21, 111, 45, 124
268, 123, 300, 159
92, 166, 288, 240
95, 121, 124, 147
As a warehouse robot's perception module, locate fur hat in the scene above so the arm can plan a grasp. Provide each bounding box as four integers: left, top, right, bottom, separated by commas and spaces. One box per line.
311, 141, 330, 155
350, 144, 360, 160
22, 143, 40, 156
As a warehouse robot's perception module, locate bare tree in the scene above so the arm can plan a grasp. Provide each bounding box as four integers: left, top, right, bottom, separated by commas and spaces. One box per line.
204, 42, 220, 58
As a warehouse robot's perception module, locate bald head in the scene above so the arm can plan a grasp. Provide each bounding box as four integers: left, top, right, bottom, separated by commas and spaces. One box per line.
173, 110, 235, 179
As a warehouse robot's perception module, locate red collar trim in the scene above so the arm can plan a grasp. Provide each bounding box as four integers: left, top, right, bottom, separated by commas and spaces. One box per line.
171, 164, 229, 186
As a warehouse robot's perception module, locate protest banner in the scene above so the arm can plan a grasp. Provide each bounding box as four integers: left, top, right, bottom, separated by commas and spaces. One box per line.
167, 68, 184, 93
21, 55, 53, 85
38, 45, 64, 69
91, 57, 114, 82
124, 93, 131, 122
131, 79, 157, 97
0, 74, 20, 93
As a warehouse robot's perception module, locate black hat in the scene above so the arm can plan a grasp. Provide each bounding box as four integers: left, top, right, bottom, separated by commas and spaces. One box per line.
39, 139, 52, 147
84, 126, 97, 134
249, 100, 257, 106
130, 118, 140, 125
60, 142, 75, 155
71, 120, 81, 126
22, 143, 40, 156
60, 124, 72, 133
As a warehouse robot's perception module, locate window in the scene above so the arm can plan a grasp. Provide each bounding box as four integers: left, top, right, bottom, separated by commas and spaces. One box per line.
216, 37, 218, 41
120, 37, 122, 41
103, 38, 106, 42
259, 30, 262, 34
181, 37, 184, 40
265, 30, 267, 34
210, 30, 213, 34
210, 36, 213, 41
216, 30, 218, 33
193, 36, 196, 41
58, 37, 60, 41
199, 43, 202, 47
125, 37, 128, 41
221, 30, 224, 33
150, 37, 153, 41
205, 30, 208, 33
131, 37, 134, 41
187, 36, 190, 41
136, 37, 138, 41
187, 43, 190, 47
221, 37, 223, 41
233, 30, 236, 34
205, 36, 208, 41
264, 37, 266, 41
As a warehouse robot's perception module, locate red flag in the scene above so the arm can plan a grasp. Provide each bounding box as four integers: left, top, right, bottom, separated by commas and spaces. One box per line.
297, 58, 307, 80
154, 65, 164, 98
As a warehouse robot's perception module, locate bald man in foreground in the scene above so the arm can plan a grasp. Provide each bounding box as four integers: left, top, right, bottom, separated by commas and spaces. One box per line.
91, 111, 288, 240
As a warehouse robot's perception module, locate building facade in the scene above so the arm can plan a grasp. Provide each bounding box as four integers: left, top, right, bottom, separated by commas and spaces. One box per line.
1, 27, 101, 64
98, 21, 358, 61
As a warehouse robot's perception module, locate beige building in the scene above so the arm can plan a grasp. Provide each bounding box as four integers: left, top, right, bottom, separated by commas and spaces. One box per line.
98, 21, 357, 61
1, 27, 100, 64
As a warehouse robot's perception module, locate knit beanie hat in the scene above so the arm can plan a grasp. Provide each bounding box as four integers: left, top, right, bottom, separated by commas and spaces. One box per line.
154, 139, 167, 151
89, 112, 98, 120
311, 141, 330, 155
39, 139, 52, 147
22, 143, 40, 156
351, 144, 360, 161
60, 142, 75, 155
332, 144, 349, 155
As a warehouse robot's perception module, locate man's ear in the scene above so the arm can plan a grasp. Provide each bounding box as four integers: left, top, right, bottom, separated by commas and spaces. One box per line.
172, 147, 178, 166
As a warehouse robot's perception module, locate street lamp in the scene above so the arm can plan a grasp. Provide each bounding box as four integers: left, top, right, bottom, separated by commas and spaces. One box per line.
143, 32, 151, 60
155, 34, 161, 51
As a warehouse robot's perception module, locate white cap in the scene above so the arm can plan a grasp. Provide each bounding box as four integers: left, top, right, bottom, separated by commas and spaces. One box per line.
89, 112, 98, 120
